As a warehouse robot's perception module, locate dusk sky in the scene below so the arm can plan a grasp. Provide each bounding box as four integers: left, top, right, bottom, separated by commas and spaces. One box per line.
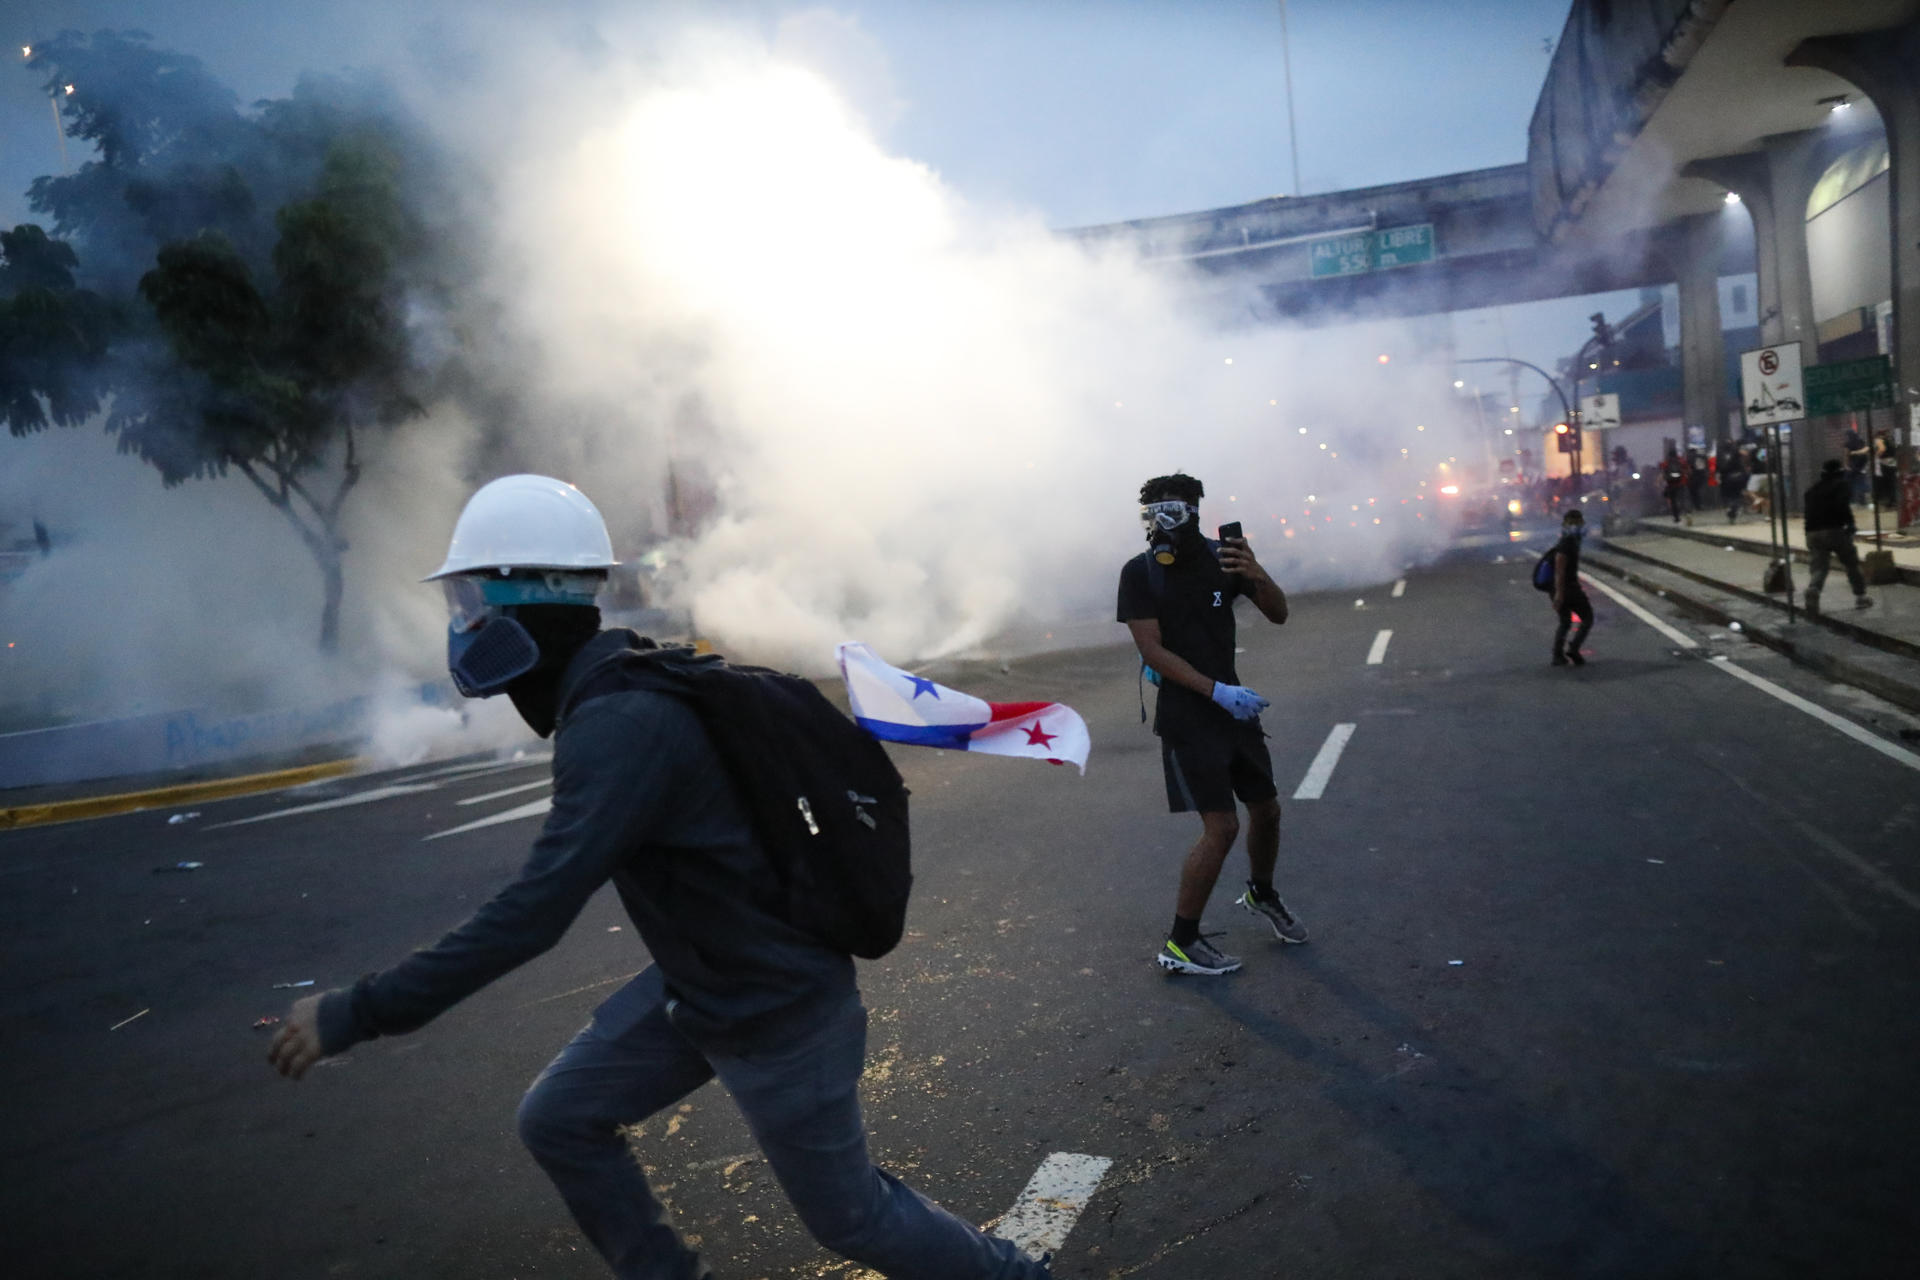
1, 1, 1623, 389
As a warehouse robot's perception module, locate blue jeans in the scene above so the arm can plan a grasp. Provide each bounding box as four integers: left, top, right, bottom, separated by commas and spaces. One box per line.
516, 972, 1045, 1279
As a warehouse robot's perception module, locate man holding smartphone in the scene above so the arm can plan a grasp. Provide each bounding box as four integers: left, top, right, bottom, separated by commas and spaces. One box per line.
1116, 473, 1305, 976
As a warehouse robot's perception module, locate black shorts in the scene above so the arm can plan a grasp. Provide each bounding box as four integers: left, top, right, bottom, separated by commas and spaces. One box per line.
1161, 725, 1278, 814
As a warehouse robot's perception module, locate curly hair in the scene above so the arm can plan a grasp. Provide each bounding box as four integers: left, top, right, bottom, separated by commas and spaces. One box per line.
1138, 472, 1204, 506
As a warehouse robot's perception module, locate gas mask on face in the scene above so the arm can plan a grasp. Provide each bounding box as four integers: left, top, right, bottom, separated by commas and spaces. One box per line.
443, 572, 602, 697
1563, 522, 1586, 541
1141, 500, 1197, 566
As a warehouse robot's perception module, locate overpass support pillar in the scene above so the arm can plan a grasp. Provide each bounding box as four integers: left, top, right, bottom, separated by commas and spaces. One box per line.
1791, 22, 1920, 519
1674, 214, 1728, 443
1686, 133, 1824, 348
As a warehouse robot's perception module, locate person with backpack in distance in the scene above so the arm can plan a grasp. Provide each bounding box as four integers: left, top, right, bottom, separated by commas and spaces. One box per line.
1116, 472, 1303, 978
1538, 508, 1593, 666
266, 475, 1050, 1280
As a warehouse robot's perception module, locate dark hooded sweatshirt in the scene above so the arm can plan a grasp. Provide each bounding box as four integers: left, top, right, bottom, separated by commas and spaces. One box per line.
316, 629, 854, 1057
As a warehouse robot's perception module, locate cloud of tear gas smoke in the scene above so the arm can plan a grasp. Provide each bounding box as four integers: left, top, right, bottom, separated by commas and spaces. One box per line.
2, 8, 1484, 752
444, 19, 1478, 674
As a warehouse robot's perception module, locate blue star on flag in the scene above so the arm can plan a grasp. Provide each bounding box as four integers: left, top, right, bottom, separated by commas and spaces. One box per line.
905, 674, 941, 700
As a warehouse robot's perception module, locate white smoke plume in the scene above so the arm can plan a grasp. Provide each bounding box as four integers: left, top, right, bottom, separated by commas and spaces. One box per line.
436, 15, 1473, 673
3, 7, 1481, 745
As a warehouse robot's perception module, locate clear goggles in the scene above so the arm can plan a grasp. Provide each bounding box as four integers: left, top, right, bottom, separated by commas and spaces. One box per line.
1140, 500, 1195, 533
443, 571, 604, 632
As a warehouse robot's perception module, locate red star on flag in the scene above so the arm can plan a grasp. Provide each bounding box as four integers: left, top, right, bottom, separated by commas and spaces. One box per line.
1022, 721, 1056, 749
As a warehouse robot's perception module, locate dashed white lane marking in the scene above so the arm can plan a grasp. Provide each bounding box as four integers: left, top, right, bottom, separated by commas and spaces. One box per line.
1366, 629, 1393, 665
204, 784, 441, 829
1392, 578, 1407, 598
990, 1152, 1112, 1260
458, 779, 552, 806
1582, 572, 1920, 774
1292, 723, 1357, 800
424, 796, 553, 841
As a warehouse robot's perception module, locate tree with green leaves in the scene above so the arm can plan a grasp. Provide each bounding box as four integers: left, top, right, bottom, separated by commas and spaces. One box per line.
12, 31, 446, 652
0, 224, 115, 433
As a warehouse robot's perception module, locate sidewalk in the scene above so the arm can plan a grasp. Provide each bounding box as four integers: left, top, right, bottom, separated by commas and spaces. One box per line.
1584, 514, 1920, 715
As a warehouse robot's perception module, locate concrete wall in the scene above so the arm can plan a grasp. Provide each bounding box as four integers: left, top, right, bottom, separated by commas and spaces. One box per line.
0, 683, 451, 790
1808, 170, 1892, 321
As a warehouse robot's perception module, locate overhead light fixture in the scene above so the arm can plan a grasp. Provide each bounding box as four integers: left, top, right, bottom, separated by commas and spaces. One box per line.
1724, 191, 1742, 206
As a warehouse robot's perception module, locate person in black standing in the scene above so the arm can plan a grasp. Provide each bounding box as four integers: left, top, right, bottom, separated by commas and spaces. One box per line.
1719, 449, 1749, 524
1551, 508, 1593, 667
1660, 453, 1688, 522
1116, 473, 1302, 977
1804, 458, 1876, 617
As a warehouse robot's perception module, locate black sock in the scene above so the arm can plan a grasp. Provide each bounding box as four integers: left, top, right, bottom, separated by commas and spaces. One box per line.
1249, 878, 1275, 901
1170, 914, 1200, 947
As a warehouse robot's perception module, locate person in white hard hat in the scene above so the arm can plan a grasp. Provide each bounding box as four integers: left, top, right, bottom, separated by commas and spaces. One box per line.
267, 476, 1050, 1280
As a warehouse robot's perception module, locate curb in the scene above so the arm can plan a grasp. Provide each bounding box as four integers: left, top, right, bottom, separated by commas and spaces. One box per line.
1624, 518, 1920, 587
0, 758, 362, 832
1582, 553, 1920, 716
1598, 539, 1920, 663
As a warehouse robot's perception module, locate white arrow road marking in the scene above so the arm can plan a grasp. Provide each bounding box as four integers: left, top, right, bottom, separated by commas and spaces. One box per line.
1392, 578, 1407, 598
1366, 629, 1393, 665
1581, 572, 1920, 774
458, 779, 552, 806
1293, 723, 1357, 800
424, 797, 553, 841
990, 1152, 1113, 1260
204, 784, 442, 829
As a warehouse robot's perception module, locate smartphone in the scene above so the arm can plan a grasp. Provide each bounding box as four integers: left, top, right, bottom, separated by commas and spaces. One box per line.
1218, 521, 1242, 543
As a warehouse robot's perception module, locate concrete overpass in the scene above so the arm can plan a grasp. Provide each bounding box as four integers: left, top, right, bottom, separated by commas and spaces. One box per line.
1065, 163, 1753, 323
1069, 0, 1920, 518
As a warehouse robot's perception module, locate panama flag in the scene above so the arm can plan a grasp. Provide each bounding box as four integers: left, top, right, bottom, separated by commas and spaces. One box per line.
836, 642, 1090, 774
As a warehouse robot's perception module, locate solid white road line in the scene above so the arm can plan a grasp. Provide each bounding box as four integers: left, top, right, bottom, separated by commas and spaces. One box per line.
424, 797, 553, 841
1582, 572, 1920, 774
458, 779, 552, 806
1392, 578, 1407, 598
1293, 723, 1357, 800
990, 1152, 1113, 1260
1366, 629, 1393, 665
204, 784, 441, 829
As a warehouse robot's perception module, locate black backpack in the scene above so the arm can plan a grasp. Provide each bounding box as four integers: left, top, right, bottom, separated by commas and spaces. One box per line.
562, 645, 912, 959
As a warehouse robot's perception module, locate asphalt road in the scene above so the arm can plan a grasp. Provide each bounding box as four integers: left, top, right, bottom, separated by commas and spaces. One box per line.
6, 531, 1920, 1279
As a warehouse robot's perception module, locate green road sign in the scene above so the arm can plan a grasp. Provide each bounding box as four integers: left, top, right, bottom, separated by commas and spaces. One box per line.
1309, 231, 1376, 278
1804, 355, 1892, 416
1373, 223, 1434, 269
1308, 223, 1435, 278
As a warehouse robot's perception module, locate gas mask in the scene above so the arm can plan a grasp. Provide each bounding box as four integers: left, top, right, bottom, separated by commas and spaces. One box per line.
1562, 522, 1586, 541
443, 572, 602, 697
1141, 500, 1197, 566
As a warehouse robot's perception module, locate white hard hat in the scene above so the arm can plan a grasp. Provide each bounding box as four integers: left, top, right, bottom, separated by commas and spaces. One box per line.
427, 474, 619, 580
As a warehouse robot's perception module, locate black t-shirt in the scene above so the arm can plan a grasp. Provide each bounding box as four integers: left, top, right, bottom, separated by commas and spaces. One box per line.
1553, 532, 1583, 589
1116, 543, 1251, 739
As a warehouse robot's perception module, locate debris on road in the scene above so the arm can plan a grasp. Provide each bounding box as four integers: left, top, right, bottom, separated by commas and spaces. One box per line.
152, 861, 203, 873
271, 980, 316, 989
252, 1015, 281, 1030
166, 812, 202, 825
110, 1009, 150, 1031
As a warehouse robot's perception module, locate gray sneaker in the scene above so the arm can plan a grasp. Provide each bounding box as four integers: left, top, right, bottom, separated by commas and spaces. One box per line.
1237, 884, 1309, 943
1855, 595, 1875, 611
1157, 935, 1242, 975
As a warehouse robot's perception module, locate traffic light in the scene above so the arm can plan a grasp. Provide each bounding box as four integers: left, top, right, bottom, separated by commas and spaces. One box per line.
1590, 312, 1614, 347
1555, 421, 1582, 454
